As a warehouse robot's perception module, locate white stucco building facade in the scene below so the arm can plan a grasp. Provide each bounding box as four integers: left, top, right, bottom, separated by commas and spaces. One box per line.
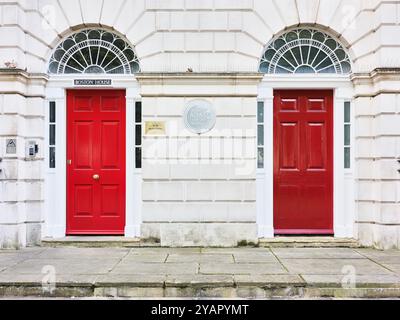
0, 0, 399, 249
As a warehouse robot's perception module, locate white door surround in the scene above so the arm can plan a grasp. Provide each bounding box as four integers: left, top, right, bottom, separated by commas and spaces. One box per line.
257, 74, 356, 239
44, 75, 142, 238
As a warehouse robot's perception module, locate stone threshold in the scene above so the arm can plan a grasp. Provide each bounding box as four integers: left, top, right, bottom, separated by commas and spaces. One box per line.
0, 282, 399, 299
41, 237, 154, 248
259, 237, 361, 248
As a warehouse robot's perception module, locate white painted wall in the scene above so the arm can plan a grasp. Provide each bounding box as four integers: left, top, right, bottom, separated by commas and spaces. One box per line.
138, 73, 260, 246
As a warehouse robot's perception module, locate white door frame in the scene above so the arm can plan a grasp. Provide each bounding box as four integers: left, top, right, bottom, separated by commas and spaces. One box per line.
257, 74, 356, 238
43, 75, 142, 238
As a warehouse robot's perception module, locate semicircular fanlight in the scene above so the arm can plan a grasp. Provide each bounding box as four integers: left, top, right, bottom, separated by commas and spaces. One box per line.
259, 28, 351, 75
48, 29, 140, 75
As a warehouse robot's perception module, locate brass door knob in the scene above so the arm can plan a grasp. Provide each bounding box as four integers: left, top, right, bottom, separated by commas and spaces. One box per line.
93, 174, 100, 180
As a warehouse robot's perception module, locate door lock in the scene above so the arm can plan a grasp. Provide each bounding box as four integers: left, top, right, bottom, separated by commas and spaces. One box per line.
93, 174, 100, 180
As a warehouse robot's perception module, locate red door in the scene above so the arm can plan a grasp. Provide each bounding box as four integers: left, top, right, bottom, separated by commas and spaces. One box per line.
274, 90, 333, 235
67, 90, 126, 235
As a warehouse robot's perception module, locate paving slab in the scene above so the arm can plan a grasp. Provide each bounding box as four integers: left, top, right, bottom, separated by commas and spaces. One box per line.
166, 254, 234, 263
130, 248, 201, 254
165, 275, 234, 287
200, 263, 287, 275
356, 249, 400, 264
0, 273, 43, 285
233, 252, 279, 263
201, 248, 270, 254
234, 274, 305, 286
0, 248, 45, 255
2, 258, 119, 275
36, 248, 130, 260
382, 264, 400, 274
301, 274, 400, 287
46, 274, 99, 286
356, 249, 400, 257
0, 256, 31, 269
110, 262, 199, 275
96, 274, 166, 287
122, 253, 168, 263
280, 258, 394, 275
272, 248, 364, 259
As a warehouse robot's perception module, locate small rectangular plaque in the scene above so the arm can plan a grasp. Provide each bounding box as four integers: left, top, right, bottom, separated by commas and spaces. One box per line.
145, 121, 166, 135
74, 79, 112, 86
6, 139, 17, 154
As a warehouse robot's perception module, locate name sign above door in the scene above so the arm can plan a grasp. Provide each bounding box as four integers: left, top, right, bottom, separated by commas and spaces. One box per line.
74, 79, 112, 86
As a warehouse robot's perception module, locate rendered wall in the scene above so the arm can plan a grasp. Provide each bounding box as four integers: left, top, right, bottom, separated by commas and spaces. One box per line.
138, 73, 260, 246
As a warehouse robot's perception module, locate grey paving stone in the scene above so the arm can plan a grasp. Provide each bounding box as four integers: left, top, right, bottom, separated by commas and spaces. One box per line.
272, 248, 365, 259
96, 274, 166, 287
36, 248, 130, 260
2, 258, 118, 275
301, 274, 400, 287
356, 249, 400, 257
234, 274, 305, 286
50, 274, 99, 285
200, 263, 287, 275
165, 275, 234, 287
166, 254, 234, 263
0, 273, 43, 284
280, 258, 394, 275
233, 252, 278, 263
356, 249, 400, 264
382, 264, 400, 274
130, 248, 201, 254
201, 248, 269, 254
0, 248, 46, 255
122, 253, 168, 263
110, 262, 199, 275
0, 255, 30, 269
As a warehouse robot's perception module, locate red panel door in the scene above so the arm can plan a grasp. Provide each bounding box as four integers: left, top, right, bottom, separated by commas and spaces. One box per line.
274, 90, 333, 235
67, 90, 126, 235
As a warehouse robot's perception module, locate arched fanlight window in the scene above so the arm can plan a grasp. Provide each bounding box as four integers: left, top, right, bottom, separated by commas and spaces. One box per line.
259, 28, 351, 75
48, 29, 140, 74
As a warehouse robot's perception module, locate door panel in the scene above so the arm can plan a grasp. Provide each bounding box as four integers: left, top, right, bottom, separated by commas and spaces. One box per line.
74, 185, 93, 217
101, 185, 120, 217
280, 123, 300, 170
305, 123, 326, 170
274, 90, 333, 234
74, 122, 95, 169
101, 121, 120, 169
280, 98, 299, 111
67, 90, 126, 235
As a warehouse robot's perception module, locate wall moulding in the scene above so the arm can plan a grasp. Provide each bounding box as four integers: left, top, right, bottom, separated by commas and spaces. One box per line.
351, 68, 400, 98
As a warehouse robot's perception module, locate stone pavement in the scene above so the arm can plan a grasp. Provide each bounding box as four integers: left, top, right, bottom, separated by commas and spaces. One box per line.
1, 247, 400, 299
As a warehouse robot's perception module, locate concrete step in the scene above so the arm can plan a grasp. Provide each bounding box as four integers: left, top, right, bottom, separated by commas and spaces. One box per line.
41, 237, 158, 248
259, 237, 361, 248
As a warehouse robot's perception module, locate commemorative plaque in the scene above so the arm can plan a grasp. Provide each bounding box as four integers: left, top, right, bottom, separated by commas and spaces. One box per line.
183, 100, 216, 135
145, 121, 166, 135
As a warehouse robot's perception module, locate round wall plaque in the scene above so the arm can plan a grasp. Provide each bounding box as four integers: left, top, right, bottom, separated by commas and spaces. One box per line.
183, 100, 216, 135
